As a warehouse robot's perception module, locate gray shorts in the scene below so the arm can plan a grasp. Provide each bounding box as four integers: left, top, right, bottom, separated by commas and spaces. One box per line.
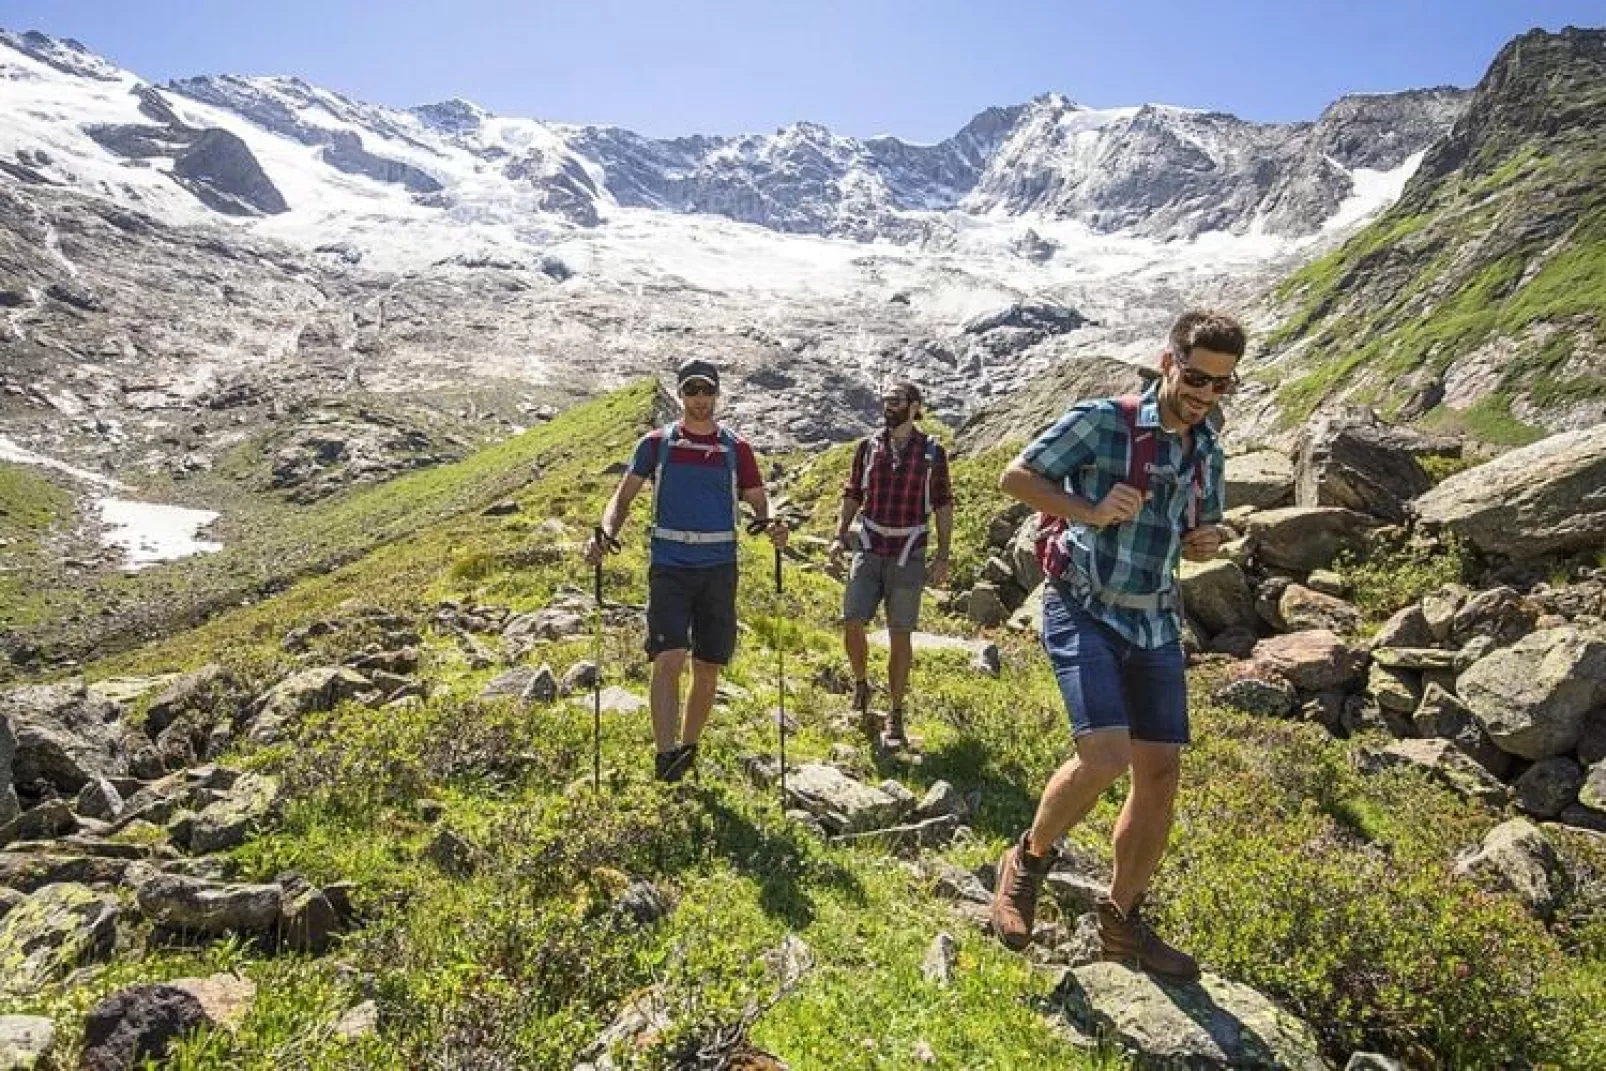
842, 551, 927, 632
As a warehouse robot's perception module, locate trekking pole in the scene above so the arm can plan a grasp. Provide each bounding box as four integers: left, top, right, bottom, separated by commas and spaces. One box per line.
774, 542, 787, 810
748, 516, 789, 809
591, 527, 619, 793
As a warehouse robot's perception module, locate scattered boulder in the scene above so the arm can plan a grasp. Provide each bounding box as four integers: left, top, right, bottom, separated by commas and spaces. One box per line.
1224, 450, 1295, 510
0, 1014, 55, 1069
1279, 584, 1362, 635
1212, 671, 1298, 719
1295, 412, 1440, 523
1245, 507, 1376, 573
1454, 818, 1567, 920
1457, 627, 1606, 760
1513, 758, 1585, 819
1179, 560, 1257, 636
247, 667, 374, 744
1412, 424, 1606, 559
785, 764, 905, 835
1359, 740, 1509, 805
1412, 685, 1512, 778
80, 983, 210, 1071
4, 682, 129, 793
1450, 586, 1539, 647
1054, 962, 1328, 1070
1371, 605, 1435, 650
1246, 631, 1368, 692
134, 874, 281, 938
922, 932, 958, 986
0, 882, 118, 995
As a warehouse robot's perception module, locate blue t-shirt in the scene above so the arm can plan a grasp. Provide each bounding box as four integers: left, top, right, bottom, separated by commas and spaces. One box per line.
629, 424, 761, 568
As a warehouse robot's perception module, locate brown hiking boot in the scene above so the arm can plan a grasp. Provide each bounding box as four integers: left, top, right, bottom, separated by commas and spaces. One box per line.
852, 680, 877, 738
883, 708, 909, 749
1096, 894, 1200, 982
990, 831, 1056, 951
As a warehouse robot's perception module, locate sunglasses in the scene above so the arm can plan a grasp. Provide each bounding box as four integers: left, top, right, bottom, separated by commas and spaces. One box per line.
1175, 356, 1239, 395
681, 381, 717, 397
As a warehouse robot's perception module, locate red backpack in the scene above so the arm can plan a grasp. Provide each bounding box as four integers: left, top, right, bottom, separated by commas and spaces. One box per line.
1034, 394, 1199, 583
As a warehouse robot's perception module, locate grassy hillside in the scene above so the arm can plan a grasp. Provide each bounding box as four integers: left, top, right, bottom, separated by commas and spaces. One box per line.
1259, 29, 1606, 442
5, 383, 1604, 1068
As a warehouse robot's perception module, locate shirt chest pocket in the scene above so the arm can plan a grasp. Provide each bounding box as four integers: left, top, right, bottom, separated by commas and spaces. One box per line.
1074, 458, 1125, 502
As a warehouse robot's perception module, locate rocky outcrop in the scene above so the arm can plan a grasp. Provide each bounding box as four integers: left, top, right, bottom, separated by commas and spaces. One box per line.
1412, 425, 1606, 559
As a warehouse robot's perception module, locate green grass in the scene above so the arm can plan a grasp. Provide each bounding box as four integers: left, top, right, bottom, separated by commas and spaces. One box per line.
0, 462, 76, 630
1263, 140, 1606, 438
5, 383, 1605, 1067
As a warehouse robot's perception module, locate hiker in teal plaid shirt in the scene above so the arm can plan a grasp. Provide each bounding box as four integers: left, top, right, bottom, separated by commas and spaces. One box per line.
1024, 385, 1226, 650
989, 309, 1246, 983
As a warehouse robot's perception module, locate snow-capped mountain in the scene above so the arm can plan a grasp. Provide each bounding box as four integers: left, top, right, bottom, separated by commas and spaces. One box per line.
2, 26, 1466, 262
0, 25, 1467, 511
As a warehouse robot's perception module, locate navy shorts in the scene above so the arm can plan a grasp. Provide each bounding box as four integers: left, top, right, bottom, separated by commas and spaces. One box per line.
1041, 583, 1189, 745
646, 563, 739, 665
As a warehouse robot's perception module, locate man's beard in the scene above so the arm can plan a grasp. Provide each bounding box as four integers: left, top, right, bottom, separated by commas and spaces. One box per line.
883, 407, 910, 429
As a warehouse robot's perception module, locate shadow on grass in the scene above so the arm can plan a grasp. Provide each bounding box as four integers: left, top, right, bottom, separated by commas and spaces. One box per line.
689, 784, 868, 928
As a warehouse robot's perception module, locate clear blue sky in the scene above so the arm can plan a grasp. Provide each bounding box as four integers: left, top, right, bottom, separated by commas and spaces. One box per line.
1, 1, 1600, 141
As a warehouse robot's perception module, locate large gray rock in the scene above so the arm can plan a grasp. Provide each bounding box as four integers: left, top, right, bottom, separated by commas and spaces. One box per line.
1245, 507, 1376, 573
0, 1014, 55, 1069
1412, 685, 1512, 778
784, 764, 905, 835
1179, 559, 1258, 636
134, 874, 282, 937
1054, 961, 1329, 1070
1454, 818, 1566, 920
1412, 424, 1606, 559
1513, 757, 1585, 819
184, 774, 280, 854
1294, 412, 1440, 523
1457, 627, 1606, 760
143, 663, 243, 736
2, 682, 129, 793
1225, 450, 1295, 511
1279, 584, 1362, 635
247, 667, 373, 744
0, 883, 119, 996
1246, 631, 1368, 692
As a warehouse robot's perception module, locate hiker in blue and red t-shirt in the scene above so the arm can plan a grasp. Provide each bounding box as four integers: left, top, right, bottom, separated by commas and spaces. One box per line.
827, 380, 953, 749
988, 309, 1244, 983
584, 359, 786, 783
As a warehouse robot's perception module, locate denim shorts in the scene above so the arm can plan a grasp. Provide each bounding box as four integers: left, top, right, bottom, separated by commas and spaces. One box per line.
842, 551, 926, 632
1041, 583, 1190, 744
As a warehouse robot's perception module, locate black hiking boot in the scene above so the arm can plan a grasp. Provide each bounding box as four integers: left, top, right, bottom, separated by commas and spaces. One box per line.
662, 743, 699, 784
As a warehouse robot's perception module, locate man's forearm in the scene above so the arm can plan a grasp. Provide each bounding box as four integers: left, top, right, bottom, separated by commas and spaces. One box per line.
999, 463, 1101, 525
934, 505, 953, 556
834, 498, 859, 542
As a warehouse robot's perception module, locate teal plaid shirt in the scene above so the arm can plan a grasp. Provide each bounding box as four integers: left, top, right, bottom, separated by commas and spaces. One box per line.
1019, 386, 1225, 649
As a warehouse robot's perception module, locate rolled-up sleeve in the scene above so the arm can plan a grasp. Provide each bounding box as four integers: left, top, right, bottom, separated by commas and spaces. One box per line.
1019, 404, 1102, 483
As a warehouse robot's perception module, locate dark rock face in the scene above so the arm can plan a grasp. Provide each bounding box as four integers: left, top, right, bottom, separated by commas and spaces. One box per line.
172, 129, 290, 216
81, 985, 208, 1071
321, 131, 442, 194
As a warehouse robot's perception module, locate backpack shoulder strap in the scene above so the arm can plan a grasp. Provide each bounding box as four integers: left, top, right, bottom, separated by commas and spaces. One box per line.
1114, 395, 1154, 494
922, 435, 940, 516
718, 427, 740, 513
651, 422, 680, 524
859, 435, 880, 496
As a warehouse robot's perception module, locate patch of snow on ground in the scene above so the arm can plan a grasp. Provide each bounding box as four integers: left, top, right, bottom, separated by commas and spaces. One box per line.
95, 497, 222, 570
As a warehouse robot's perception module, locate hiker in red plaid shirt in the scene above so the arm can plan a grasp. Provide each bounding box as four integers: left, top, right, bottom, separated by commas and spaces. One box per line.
827, 380, 953, 747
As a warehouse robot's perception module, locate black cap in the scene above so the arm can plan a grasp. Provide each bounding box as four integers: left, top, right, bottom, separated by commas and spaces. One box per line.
676, 358, 720, 391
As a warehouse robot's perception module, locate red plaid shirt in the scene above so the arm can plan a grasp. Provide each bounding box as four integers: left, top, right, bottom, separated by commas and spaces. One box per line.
843, 428, 953, 557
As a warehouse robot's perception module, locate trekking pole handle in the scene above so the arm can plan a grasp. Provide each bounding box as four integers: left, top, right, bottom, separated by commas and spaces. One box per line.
592, 525, 621, 553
